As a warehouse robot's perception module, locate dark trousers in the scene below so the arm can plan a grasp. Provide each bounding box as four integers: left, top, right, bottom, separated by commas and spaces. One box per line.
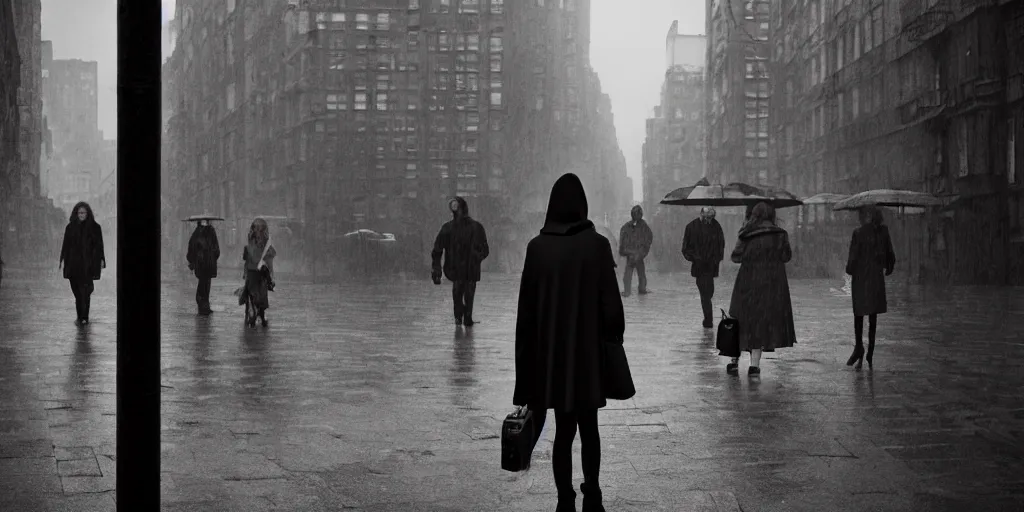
452, 280, 477, 321
69, 278, 94, 320
854, 314, 878, 349
696, 276, 715, 322
532, 408, 601, 498
196, 277, 212, 311
622, 259, 647, 293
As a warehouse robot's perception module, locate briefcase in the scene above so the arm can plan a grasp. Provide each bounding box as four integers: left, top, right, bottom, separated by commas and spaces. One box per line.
501, 406, 537, 472
716, 308, 740, 358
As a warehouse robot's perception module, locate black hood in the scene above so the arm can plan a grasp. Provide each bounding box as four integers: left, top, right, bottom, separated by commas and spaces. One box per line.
541, 173, 593, 235
451, 196, 469, 217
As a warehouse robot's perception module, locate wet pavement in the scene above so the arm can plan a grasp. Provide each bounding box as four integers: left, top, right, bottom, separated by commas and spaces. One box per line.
1, 271, 1023, 511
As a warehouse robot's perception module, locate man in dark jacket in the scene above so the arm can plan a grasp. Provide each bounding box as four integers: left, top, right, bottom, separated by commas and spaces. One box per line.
432, 197, 489, 326
682, 207, 726, 328
187, 220, 221, 315
618, 205, 653, 296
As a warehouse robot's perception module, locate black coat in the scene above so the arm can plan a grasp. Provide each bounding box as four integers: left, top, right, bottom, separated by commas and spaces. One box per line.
681, 218, 725, 278
846, 224, 895, 316
187, 225, 221, 279
432, 200, 489, 282
728, 222, 797, 352
60, 221, 105, 281
513, 173, 627, 412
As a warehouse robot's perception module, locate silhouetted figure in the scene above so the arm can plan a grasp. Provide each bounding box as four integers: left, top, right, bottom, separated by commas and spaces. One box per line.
514, 173, 625, 511
845, 205, 895, 370
726, 202, 796, 376
187, 220, 221, 315
431, 197, 489, 327
59, 202, 106, 326
242, 218, 276, 328
682, 207, 726, 328
618, 205, 653, 296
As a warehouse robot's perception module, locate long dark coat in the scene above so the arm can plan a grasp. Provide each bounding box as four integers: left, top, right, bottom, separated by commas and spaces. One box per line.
846, 224, 896, 316
513, 174, 627, 412
60, 221, 105, 280
187, 225, 221, 279
431, 197, 489, 282
681, 218, 725, 277
728, 222, 797, 352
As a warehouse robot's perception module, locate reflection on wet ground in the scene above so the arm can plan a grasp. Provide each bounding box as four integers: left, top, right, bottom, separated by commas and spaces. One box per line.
1, 273, 1023, 510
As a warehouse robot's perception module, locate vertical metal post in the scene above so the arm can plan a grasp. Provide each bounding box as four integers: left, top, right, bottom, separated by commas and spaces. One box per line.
116, 0, 161, 508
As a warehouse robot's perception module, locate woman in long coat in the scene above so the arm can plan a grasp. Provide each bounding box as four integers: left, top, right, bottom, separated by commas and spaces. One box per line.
59, 202, 106, 325
186, 220, 220, 315
514, 173, 626, 512
241, 218, 276, 327
726, 201, 797, 375
845, 205, 895, 369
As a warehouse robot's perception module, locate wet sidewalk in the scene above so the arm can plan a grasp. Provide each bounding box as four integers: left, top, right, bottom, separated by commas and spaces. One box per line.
1, 273, 1023, 511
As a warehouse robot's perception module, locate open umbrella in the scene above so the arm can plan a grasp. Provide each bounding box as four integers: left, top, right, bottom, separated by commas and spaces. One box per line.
801, 193, 849, 205
181, 213, 225, 222
661, 182, 803, 208
659, 177, 711, 205
343, 229, 386, 240
832, 189, 942, 211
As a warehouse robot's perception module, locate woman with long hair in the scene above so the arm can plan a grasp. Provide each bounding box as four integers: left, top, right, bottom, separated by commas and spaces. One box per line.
514, 173, 629, 511
59, 202, 106, 325
241, 218, 276, 327
845, 205, 896, 369
725, 201, 797, 375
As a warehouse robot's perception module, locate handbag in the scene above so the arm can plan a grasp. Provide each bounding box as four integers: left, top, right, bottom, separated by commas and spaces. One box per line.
602, 338, 636, 400
501, 406, 538, 472
257, 241, 276, 292
716, 308, 740, 357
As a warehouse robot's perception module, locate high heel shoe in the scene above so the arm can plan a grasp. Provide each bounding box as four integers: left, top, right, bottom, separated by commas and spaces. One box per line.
866, 345, 874, 369
846, 345, 864, 369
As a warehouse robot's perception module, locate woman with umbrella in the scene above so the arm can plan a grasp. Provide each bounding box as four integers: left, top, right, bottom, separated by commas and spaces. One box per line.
186, 216, 221, 315
59, 202, 106, 326
844, 205, 895, 369
240, 218, 276, 327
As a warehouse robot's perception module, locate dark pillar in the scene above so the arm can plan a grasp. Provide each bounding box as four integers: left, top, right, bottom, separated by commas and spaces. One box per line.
116, 0, 161, 508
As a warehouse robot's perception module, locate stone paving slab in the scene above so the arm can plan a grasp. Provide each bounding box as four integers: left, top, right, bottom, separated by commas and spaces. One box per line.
2, 274, 1024, 510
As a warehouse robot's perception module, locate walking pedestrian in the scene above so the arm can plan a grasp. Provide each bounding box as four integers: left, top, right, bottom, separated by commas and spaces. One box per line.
618, 205, 653, 297
682, 207, 726, 328
242, 218, 276, 328
845, 205, 895, 370
186, 220, 221, 315
725, 202, 796, 375
431, 197, 489, 327
59, 202, 106, 326
514, 173, 625, 512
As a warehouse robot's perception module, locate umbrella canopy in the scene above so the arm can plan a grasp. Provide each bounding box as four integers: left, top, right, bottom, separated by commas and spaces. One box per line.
182, 214, 225, 222
659, 177, 712, 205
801, 193, 849, 205
832, 189, 942, 211
661, 182, 803, 208
343, 229, 386, 240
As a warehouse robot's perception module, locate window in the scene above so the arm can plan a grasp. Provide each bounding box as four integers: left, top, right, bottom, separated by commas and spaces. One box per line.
490, 118, 502, 131
871, 7, 883, 49
852, 87, 859, 118
410, 0, 420, 9
226, 83, 236, 110
854, 24, 861, 60
332, 13, 346, 22
376, 36, 390, 49
491, 92, 503, 107
467, 34, 480, 51
490, 55, 502, 72
465, 112, 479, 131
376, 93, 388, 110
863, 16, 873, 52
355, 93, 368, 110
460, 0, 480, 13
376, 13, 390, 30
227, 0, 236, 13
356, 13, 369, 30
326, 93, 348, 110
463, 138, 478, 153
491, 0, 504, 13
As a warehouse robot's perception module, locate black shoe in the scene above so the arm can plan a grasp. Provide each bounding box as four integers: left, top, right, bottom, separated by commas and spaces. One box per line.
463, 318, 475, 327
702, 319, 714, 329
748, 366, 760, 376
621, 291, 630, 297
75, 318, 85, 326
866, 343, 874, 369
82, 318, 89, 325
455, 316, 463, 326
556, 490, 578, 512
726, 363, 739, 375
638, 289, 649, 295
580, 483, 604, 511
847, 345, 864, 369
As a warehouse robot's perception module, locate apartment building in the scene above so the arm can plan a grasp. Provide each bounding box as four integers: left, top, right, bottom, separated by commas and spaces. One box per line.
771, 0, 1024, 284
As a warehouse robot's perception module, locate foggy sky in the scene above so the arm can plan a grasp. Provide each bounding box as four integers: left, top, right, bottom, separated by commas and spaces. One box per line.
156, 0, 706, 202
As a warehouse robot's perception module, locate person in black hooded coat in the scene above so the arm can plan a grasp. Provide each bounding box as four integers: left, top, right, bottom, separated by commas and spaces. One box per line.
431, 196, 489, 326
844, 205, 895, 369
59, 201, 106, 325
186, 220, 221, 315
513, 173, 625, 512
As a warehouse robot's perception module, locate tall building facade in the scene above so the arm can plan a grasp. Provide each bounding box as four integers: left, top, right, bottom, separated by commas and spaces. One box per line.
771, 0, 1024, 284
706, 0, 771, 187
0, 0, 20, 220
164, 0, 627, 276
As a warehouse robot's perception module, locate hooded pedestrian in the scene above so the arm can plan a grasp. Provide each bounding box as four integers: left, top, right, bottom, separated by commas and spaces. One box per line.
682, 207, 726, 328
514, 173, 625, 511
618, 205, 653, 296
241, 218, 276, 327
726, 202, 796, 375
844, 205, 895, 369
431, 197, 489, 326
186, 220, 221, 315
59, 202, 106, 325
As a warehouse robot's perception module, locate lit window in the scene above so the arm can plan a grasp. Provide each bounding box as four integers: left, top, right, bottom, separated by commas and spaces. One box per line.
376, 13, 390, 30
332, 13, 346, 22
466, 112, 479, 131
356, 13, 369, 30
376, 93, 388, 110
491, 92, 503, 107
326, 93, 348, 110
410, 0, 420, 9
460, 0, 480, 14
490, 55, 502, 72
463, 138, 478, 152
491, 0, 504, 14
467, 34, 480, 51
355, 93, 368, 110
489, 35, 502, 52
